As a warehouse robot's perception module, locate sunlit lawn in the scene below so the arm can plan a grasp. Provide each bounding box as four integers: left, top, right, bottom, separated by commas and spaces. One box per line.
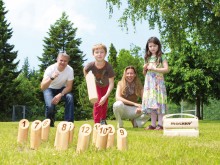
0, 120, 220, 164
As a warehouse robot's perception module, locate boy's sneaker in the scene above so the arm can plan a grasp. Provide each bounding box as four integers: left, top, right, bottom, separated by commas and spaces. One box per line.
100, 119, 107, 125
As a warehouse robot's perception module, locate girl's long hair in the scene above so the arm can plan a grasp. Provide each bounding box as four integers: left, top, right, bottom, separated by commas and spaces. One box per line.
144, 37, 163, 64
120, 66, 142, 97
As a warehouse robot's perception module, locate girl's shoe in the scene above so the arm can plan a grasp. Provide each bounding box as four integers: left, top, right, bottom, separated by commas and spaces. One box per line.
144, 125, 156, 130
155, 125, 163, 130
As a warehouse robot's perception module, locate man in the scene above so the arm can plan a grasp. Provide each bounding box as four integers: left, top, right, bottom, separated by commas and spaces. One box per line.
40, 52, 74, 127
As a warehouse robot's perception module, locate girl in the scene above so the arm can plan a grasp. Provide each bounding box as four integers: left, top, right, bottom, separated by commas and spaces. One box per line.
142, 37, 169, 130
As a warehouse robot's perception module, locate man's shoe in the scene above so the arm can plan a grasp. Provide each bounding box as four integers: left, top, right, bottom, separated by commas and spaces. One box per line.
50, 119, 55, 127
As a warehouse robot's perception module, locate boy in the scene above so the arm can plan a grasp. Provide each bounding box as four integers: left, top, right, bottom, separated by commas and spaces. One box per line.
83, 44, 115, 124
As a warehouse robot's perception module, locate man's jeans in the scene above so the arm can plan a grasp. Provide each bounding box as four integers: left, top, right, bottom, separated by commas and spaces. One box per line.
43, 88, 74, 123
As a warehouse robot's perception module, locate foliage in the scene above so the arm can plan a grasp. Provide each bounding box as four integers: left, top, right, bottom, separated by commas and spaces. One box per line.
203, 99, 220, 120
14, 74, 41, 107
116, 45, 144, 83
107, 43, 118, 119
0, 0, 21, 120
107, 92, 116, 120
106, 0, 220, 119
13, 58, 44, 121
22, 57, 30, 79
38, 12, 86, 120
77, 79, 93, 120
108, 43, 118, 79
108, 43, 117, 67
1, 120, 220, 164
165, 41, 220, 118
106, 0, 220, 49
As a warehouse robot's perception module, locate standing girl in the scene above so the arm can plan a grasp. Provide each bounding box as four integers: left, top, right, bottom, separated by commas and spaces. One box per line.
142, 37, 169, 130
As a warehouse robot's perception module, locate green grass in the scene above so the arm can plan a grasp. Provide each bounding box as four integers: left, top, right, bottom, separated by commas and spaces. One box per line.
0, 120, 220, 165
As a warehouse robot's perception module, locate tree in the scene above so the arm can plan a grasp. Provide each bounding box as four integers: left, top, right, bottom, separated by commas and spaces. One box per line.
38, 12, 86, 120
10, 58, 45, 121
106, 1, 220, 48
14, 73, 44, 120
116, 45, 144, 82
106, 0, 220, 119
77, 79, 93, 120
108, 43, 118, 75
22, 57, 30, 79
165, 42, 220, 119
0, 0, 20, 120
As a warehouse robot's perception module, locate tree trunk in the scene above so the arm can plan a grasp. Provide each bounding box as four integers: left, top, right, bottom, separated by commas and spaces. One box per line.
201, 99, 203, 120
196, 96, 201, 119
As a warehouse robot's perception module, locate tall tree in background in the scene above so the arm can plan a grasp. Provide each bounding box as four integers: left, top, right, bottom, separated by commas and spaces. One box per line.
0, 0, 20, 120
106, 0, 220, 119
38, 12, 86, 120
22, 57, 30, 79
107, 43, 118, 119
108, 43, 117, 76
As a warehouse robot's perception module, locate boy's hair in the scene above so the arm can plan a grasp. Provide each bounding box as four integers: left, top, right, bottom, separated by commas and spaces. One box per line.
92, 44, 107, 54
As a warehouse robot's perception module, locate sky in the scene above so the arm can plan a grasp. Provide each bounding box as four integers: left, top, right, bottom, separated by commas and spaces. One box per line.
4, 0, 159, 70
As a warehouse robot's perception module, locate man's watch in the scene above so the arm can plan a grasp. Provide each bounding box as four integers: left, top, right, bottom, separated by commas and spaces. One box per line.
50, 77, 55, 80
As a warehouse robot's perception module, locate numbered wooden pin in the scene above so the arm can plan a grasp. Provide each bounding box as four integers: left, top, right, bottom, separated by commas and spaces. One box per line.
30, 120, 42, 150
76, 124, 92, 153
41, 119, 50, 141
95, 125, 109, 150
55, 121, 70, 150
17, 119, 29, 143
54, 123, 60, 147
68, 122, 74, 144
92, 123, 101, 145
107, 124, 115, 148
86, 71, 98, 104
54, 121, 66, 147
117, 128, 128, 151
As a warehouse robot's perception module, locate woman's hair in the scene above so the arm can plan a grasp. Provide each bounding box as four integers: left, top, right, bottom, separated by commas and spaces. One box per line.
92, 43, 107, 54
120, 66, 143, 96
144, 37, 163, 64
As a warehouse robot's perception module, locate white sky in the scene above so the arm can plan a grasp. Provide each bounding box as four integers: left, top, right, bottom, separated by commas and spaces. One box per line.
4, 0, 159, 70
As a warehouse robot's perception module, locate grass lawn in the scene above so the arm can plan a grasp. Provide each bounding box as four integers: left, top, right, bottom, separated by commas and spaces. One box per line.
0, 120, 220, 165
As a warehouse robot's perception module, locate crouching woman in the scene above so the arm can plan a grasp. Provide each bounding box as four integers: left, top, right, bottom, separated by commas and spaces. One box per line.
113, 66, 149, 128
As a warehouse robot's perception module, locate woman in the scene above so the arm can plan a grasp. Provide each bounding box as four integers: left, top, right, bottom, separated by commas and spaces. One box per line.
113, 66, 149, 128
